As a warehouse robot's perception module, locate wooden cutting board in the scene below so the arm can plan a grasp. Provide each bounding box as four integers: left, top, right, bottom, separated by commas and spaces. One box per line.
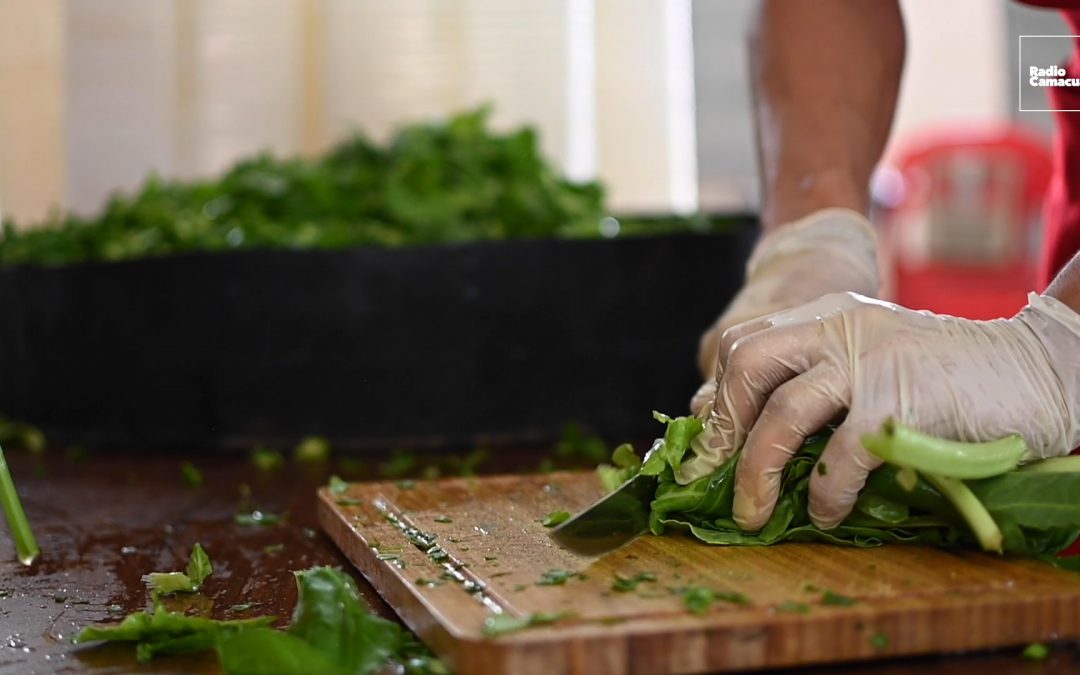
318, 471, 1080, 674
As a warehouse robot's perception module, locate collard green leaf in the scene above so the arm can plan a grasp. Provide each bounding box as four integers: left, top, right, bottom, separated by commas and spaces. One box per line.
217, 627, 344, 675
288, 567, 408, 675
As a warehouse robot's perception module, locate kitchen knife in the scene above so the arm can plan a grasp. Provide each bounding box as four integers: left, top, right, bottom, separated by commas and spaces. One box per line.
548, 439, 662, 556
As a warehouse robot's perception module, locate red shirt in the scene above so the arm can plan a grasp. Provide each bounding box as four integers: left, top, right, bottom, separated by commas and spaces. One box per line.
1024, 3, 1080, 285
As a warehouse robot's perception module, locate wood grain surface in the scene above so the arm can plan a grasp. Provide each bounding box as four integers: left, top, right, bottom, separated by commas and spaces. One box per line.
318, 471, 1080, 675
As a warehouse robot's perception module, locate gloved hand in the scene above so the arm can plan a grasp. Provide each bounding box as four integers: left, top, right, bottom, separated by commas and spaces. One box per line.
681, 291, 1080, 532
692, 208, 880, 414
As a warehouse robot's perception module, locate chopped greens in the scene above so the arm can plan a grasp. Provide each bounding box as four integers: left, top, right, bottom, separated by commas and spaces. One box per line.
621, 413, 1080, 561
79, 566, 448, 674
541, 510, 571, 528
180, 461, 203, 488
143, 543, 213, 595
482, 611, 575, 637
536, 569, 583, 586
1022, 642, 1049, 660
250, 447, 284, 472
680, 586, 749, 615
293, 436, 330, 463
328, 475, 348, 495
870, 632, 889, 649
611, 571, 657, 593
234, 510, 283, 527
820, 590, 856, 607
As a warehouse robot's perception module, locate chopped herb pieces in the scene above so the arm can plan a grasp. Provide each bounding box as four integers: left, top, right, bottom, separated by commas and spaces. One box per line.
434, 515, 453, 524
250, 447, 284, 472
681, 586, 748, 615
541, 510, 571, 528
292, 436, 330, 463
1022, 642, 1049, 660
820, 590, 857, 607
143, 543, 212, 595
328, 475, 348, 495
482, 611, 574, 637
682, 587, 715, 615
536, 569, 582, 586
234, 510, 282, 527
611, 571, 657, 593
180, 461, 203, 488
870, 632, 889, 649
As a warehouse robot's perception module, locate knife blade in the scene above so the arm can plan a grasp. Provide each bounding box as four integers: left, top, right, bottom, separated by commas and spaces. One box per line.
548, 439, 662, 556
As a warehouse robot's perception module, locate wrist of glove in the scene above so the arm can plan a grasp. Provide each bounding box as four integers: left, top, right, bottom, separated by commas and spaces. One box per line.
683, 291, 1080, 534
698, 208, 881, 379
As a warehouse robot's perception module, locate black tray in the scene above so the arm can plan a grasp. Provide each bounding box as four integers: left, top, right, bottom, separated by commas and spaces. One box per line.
0, 220, 757, 450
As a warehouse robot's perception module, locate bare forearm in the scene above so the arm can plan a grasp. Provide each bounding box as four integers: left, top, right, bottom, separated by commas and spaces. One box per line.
1046, 252, 1080, 314
750, 0, 906, 231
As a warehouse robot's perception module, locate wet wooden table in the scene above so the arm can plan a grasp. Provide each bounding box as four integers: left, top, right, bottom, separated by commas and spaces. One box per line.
1, 447, 1077, 674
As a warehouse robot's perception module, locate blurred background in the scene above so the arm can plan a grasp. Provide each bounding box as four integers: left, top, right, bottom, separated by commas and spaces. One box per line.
0, 1, 1067, 218
0, 0, 1074, 449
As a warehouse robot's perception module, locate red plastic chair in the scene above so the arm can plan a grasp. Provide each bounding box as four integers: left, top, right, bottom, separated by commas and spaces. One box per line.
878, 125, 1053, 319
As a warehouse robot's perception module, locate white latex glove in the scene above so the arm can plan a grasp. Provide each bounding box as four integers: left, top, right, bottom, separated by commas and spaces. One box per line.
692, 208, 880, 414
681, 291, 1080, 532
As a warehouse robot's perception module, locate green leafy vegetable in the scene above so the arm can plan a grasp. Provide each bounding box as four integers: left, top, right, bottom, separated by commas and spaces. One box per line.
870, 632, 889, 649
541, 510, 571, 528
144, 543, 213, 595
597, 443, 641, 492
80, 566, 447, 674
1021, 642, 1049, 660
0, 443, 38, 565
627, 413, 1080, 560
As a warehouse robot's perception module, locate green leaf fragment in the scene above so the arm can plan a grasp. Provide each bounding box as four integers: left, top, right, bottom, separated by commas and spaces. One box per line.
820, 590, 857, 607
293, 436, 330, 463
250, 447, 284, 472
870, 632, 889, 649
143, 543, 212, 595
536, 569, 581, 586
611, 571, 657, 593
1021, 642, 1049, 660
180, 461, 203, 488
541, 510, 570, 528
482, 611, 574, 637
235, 510, 283, 527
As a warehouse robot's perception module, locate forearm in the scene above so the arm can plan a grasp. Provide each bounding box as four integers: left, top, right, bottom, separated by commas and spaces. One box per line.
750, 0, 906, 231
1045, 251, 1080, 313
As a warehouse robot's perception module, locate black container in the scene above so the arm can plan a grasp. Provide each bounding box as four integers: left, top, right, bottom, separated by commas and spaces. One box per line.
0, 220, 757, 450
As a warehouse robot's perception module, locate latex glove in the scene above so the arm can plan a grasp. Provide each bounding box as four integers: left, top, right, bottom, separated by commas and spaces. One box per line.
681, 291, 1080, 532
692, 208, 880, 414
